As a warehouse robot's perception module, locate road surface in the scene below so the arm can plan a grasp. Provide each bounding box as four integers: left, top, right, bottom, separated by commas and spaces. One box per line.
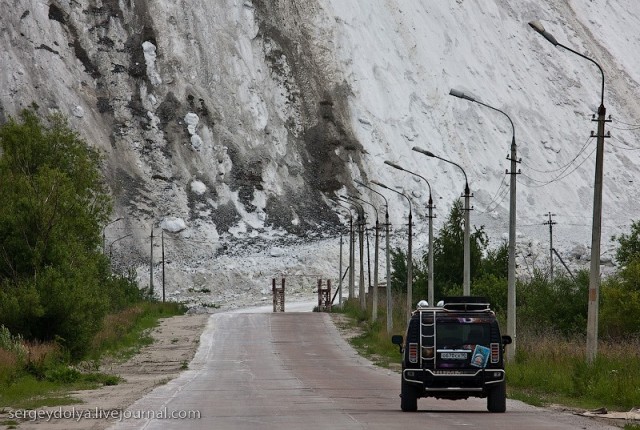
110, 309, 617, 430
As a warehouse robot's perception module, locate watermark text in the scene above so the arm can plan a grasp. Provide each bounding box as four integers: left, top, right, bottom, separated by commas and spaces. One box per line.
9, 407, 201, 422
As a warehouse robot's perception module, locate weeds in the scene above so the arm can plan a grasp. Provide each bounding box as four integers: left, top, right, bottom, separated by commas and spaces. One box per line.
508, 329, 640, 410
0, 301, 185, 408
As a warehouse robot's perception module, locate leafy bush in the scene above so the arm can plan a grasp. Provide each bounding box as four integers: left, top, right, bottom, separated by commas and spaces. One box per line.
472, 274, 507, 315
600, 260, 640, 337
612, 220, 640, 267
0, 108, 143, 359
518, 269, 589, 336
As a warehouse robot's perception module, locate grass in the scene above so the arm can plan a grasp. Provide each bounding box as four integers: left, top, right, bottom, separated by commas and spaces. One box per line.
336, 295, 406, 368
89, 301, 186, 361
0, 301, 186, 409
507, 330, 640, 411
335, 294, 640, 414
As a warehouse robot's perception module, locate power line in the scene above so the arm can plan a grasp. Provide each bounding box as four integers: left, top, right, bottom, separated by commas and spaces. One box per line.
518, 144, 597, 188
476, 174, 508, 214
609, 135, 640, 151
482, 184, 510, 214
612, 118, 640, 128
521, 136, 593, 175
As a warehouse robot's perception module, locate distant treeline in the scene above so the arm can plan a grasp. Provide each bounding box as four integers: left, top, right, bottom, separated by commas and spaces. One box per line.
390, 199, 640, 338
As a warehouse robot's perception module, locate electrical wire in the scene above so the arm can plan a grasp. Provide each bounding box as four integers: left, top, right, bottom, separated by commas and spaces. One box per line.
521, 136, 594, 174
478, 182, 510, 214
609, 135, 640, 151
518, 144, 597, 188
475, 174, 508, 214
608, 124, 640, 131
612, 118, 640, 129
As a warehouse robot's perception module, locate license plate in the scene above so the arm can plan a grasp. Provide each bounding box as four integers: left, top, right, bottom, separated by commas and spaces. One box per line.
441, 352, 468, 360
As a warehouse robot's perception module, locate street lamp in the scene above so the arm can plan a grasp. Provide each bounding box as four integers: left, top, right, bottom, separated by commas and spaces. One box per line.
449, 88, 520, 362
371, 180, 413, 323
340, 195, 367, 310
413, 147, 471, 296
356, 179, 392, 331
384, 161, 436, 308
102, 217, 122, 253
529, 20, 609, 363
330, 199, 354, 308
109, 233, 132, 259
352, 195, 380, 321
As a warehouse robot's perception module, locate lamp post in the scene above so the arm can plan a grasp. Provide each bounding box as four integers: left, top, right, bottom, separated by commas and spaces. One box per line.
356, 179, 391, 331
384, 161, 436, 307
529, 20, 609, 363
335, 199, 357, 302
102, 217, 123, 254
413, 147, 471, 296
109, 233, 132, 259
353, 194, 380, 320
330, 199, 354, 307
449, 88, 520, 361
371, 180, 413, 323
340, 195, 367, 310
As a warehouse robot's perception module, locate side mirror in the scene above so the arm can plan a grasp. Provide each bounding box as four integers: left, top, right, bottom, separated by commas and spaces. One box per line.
502, 335, 513, 345
391, 335, 404, 353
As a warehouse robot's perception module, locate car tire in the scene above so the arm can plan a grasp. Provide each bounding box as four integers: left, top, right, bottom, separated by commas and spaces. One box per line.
400, 378, 419, 412
487, 381, 507, 413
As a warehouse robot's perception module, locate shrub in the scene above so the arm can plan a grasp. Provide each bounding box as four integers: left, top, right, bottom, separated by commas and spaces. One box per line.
518, 269, 588, 336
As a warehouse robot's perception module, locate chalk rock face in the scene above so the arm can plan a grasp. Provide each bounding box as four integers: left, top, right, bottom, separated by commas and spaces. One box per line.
0, 0, 361, 288
161, 217, 187, 233
2, 0, 640, 298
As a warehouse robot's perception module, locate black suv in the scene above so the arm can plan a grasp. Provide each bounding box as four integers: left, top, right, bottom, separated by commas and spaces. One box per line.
391, 297, 512, 412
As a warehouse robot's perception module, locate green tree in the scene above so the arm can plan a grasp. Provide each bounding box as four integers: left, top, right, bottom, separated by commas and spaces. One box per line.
612, 220, 640, 268
0, 108, 135, 358
390, 247, 408, 292
479, 241, 508, 279
430, 199, 488, 298
600, 259, 640, 337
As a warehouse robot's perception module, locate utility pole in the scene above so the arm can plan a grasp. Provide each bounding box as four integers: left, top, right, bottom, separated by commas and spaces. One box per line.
448, 89, 521, 361
162, 230, 166, 303
358, 207, 366, 310
529, 18, 612, 364
149, 226, 154, 297
350, 213, 355, 300
338, 232, 343, 307
543, 212, 557, 280
372, 218, 380, 320
355, 179, 390, 330
383, 161, 436, 306
385, 209, 391, 330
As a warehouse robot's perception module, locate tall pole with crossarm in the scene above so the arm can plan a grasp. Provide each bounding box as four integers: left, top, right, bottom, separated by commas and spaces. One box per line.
330, 199, 354, 307
356, 179, 391, 331
353, 195, 380, 320
413, 147, 471, 296
448, 88, 520, 361
341, 196, 367, 310
384, 161, 436, 307
371, 180, 413, 323
529, 20, 610, 363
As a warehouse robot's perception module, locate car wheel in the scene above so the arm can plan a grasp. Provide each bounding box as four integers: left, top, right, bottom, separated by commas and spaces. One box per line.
487, 381, 506, 413
401, 378, 419, 412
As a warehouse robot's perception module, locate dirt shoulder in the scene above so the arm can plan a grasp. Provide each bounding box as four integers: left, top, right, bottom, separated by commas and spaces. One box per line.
0, 313, 210, 430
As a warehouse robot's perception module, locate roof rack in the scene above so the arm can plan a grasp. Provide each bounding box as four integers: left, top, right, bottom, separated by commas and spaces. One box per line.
440, 296, 491, 312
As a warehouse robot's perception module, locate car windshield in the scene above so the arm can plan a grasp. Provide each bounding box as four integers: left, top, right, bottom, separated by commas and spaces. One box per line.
436, 322, 490, 349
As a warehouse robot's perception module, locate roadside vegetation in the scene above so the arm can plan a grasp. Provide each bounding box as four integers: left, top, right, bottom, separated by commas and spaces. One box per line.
335, 200, 640, 418
0, 107, 185, 408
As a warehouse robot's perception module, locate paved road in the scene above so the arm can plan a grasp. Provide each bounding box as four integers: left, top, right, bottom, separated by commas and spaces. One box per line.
110, 311, 617, 430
